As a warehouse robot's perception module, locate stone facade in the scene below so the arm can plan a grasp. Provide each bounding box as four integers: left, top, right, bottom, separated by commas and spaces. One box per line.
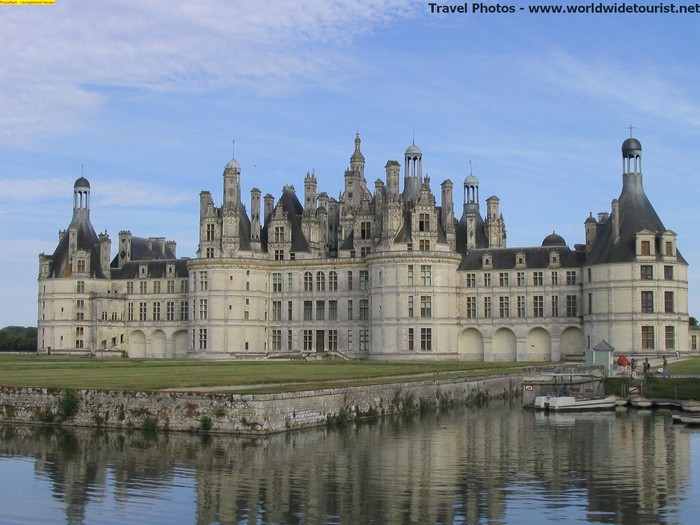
37, 135, 690, 360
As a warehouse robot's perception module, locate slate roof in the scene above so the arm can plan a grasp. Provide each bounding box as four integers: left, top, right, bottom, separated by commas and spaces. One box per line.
458, 245, 586, 271
48, 215, 105, 279
586, 172, 687, 265
261, 188, 309, 253
455, 210, 487, 254
110, 258, 190, 280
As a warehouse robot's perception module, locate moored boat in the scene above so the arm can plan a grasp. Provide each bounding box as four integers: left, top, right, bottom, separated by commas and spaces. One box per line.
677, 414, 700, 426
613, 395, 628, 406
682, 400, 700, 412
534, 395, 616, 411
630, 397, 653, 408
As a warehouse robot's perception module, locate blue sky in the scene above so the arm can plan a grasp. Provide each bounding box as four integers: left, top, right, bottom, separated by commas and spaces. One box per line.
1, 0, 699, 327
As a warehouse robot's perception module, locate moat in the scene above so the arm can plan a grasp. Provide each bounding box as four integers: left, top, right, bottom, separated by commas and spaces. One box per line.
1, 401, 699, 524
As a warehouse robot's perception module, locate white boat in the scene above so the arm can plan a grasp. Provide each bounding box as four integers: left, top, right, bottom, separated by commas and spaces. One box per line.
630, 397, 653, 408
682, 400, 700, 412
677, 414, 700, 426
534, 395, 616, 411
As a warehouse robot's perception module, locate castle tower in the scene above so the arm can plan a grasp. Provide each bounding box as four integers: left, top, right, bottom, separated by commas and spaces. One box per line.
304, 172, 317, 214
251, 188, 261, 242
463, 174, 480, 250
72, 176, 91, 224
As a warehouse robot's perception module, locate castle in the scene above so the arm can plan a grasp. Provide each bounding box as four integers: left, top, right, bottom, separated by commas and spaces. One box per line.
37, 135, 691, 360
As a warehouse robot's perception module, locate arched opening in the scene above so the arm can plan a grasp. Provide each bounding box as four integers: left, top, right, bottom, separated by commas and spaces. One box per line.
493, 328, 517, 361
458, 328, 484, 361
129, 330, 146, 358
560, 327, 584, 358
173, 330, 189, 358
149, 330, 166, 358
527, 328, 552, 361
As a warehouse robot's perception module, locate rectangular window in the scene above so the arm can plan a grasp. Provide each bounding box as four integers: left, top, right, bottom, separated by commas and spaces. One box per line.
641, 291, 654, 313
408, 265, 414, 286
199, 272, 208, 291
641, 240, 651, 256
304, 272, 313, 292
77, 259, 86, 273
316, 300, 325, 321
665, 326, 675, 349
533, 272, 543, 286
272, 272, 282, 292
206, 223, 215, 241
418, 213, 430, 232
180, 301, 189, 321
288, 300, 293, 321
408, 328, 414, 351
206, 247, 214, 258
408, 296, 414, 318
329, 300, 338, 321
359, 330, 369, 352
153, 302, 161, 321
76, 281, 85, 293
347, 271, 353, 291
466, 296, 476, 319
566, 295, 577, 317
359, 270, 369, 290
181, 279, 189, 293
128, 302, 134, 322
484, 296, 492, 319
153, 281, 161, 294
303, 330, 313, 351
421, 265, 432, 286
551, 271, 558, 285
166, 301, 175, 321
140, 281, 147, 294
199, 329, 207, 351
360, 221, 371, 240
127, 281, 134, 294
274, 249, 284, 261
466, 273, 476, 288
517, 272, 526, 286
517, 296, 526, 318
664, 265, 674, 280
199, 299, 207, 320
420, 296, 432, 318
419, 239, 430, 251
666, 241, 673, 256
304, 301, 312, 321
566, 271, 577, 285
484, 273, 491, 287
166, 280, 174, 293
359, 299, 369, 320
329, 271, 338, 291
551, 295, 559, 317
665, 291, 674, 313
347, 300, 353, 320
272, 300, 282, 321
273, 225, 284, 243
533, 296, 544, 318
316, 272, 326, 291
348, 330, 353, 351
272, 330, 282, 351
420, 328, 432, 351
328, 330, 338, 352
642, 326, 655, 349
499, 272, 509, 287
640, 265, 653, 280
288, 272, 293, 291
139, 302, 147, 321
499, 296, 510, 318
288, 330, 293, 351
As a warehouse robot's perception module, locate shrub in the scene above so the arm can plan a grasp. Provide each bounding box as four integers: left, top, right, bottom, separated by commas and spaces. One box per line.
199, 416, 213, 432
57, 390, 80, 420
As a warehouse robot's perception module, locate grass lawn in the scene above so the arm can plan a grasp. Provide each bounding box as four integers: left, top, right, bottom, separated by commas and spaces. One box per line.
0, 354, 537, 392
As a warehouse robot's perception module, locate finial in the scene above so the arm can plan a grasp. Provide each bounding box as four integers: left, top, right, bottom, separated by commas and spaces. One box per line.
232, 139, 235, 158
81, 163, 84, 177
628, 124, 634, 137
469, 160, 473, 176
412, 128, 415, 145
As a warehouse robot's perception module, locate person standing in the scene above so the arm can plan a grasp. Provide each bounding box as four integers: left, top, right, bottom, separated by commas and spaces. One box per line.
662, 356, 670, 378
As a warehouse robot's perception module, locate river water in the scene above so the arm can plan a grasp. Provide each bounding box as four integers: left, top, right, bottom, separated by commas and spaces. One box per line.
1, 402, 699, 524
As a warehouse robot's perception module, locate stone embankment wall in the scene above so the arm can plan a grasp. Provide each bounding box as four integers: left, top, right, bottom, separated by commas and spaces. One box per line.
0, 375, 520, 434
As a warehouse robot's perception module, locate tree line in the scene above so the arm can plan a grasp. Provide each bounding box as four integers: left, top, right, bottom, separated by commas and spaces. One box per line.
0, 326, 37, 352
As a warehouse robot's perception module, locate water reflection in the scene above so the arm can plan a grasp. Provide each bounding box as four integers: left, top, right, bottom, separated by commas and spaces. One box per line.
0, 402, 697, 524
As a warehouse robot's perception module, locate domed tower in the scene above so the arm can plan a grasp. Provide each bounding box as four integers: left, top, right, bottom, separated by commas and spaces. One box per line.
223, 156, 241, 212
403, 142, 423, 206
72, 176, 91, 224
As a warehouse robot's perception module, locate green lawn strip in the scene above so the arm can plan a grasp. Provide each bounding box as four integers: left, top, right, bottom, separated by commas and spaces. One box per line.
0, 355, 535, 391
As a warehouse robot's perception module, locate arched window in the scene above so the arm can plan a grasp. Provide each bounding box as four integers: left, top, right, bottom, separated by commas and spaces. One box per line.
316, 272, 326, 291
304, 272, 313, 292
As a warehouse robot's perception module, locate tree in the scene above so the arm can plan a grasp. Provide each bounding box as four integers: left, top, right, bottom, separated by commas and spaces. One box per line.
690, 317, 698, 327
0, 326, 37, 352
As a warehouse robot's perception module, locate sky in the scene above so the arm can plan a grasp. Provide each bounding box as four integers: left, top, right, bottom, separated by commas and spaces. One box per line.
1, 0, 699, 327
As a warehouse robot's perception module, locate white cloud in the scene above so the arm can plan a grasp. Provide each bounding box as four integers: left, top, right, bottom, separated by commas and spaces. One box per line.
0, 0, 422, 145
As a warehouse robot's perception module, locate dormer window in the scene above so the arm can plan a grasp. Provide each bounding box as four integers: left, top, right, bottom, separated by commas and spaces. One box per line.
140, 265, 148, 277
167, 264, 174, 277
482, 254, 492, 268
